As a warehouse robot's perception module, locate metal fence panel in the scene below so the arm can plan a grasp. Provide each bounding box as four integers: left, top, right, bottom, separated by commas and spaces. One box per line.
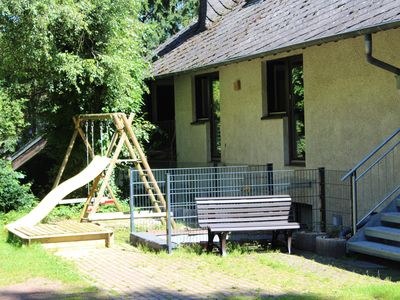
129, 165, 354, 246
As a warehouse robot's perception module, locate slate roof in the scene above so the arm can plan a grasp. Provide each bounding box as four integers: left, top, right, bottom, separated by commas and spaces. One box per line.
153, 0, 400, 78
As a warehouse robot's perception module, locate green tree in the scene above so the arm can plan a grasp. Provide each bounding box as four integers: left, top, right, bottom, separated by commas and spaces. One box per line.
0, 0, 155, 171
0, 0, 151, 133
142, 0, 198, 48
0, 89, 35, 213
0, 89, 26, 156
0, 0, 160, 195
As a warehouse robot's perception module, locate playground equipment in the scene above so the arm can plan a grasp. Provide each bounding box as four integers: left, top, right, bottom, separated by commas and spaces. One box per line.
7, 113, 172, 246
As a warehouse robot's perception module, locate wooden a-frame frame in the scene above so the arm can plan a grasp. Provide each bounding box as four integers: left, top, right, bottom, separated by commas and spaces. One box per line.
52, 113, 174, 226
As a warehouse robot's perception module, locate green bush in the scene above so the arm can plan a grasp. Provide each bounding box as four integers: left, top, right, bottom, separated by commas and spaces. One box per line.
0, 159, 36, 213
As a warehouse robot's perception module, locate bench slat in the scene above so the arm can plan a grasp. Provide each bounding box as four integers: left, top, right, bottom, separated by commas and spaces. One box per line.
198, 206, 290, 215
209, 224, 300, 232
196, 195, 290, 201
200, 215, 289, 224
199, 211, 290, 220
201, 220, 295, 228
196, 198, 291, 205
197, 202, 291, 210
198, 210, 290, 219
197, 207, 290, 216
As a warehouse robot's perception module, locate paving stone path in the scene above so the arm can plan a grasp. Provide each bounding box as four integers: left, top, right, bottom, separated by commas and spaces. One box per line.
56, 245, 274, 300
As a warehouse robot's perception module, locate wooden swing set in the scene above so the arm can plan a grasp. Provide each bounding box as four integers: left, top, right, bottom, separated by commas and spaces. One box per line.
7, 112, 173, 247
54, 112, 172, 223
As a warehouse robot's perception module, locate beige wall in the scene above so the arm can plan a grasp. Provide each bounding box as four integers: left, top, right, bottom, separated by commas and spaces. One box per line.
174, 75, 210, 163
173, 28, 400, 170
305, 30, 400, 170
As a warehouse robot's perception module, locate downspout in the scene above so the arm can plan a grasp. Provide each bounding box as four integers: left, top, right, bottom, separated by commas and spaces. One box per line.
364, 34, 400, 91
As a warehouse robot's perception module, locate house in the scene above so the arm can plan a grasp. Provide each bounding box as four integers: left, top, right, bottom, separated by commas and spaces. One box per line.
149, 0, 399, 171
147, 0, 400, 261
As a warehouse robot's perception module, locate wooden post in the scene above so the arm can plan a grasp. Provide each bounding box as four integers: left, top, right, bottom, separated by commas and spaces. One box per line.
106, 131, 119, 157
120, 114, 169, 212
52, 124, 79, 188
113, 115, 163, 214
80, 174, 102, 221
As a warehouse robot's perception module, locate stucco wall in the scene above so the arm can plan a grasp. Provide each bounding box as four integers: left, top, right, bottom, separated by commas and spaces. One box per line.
174, 75, 209, 163
305, 30, 400, 170
173, 28, 400, 170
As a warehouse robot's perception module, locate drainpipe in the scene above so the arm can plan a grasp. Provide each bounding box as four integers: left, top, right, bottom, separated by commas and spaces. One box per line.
198, 0, 207, 31
364, 34, 400, 91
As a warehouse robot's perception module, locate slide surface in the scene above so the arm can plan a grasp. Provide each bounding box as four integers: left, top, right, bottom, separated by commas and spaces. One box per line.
7, 156, 111, 230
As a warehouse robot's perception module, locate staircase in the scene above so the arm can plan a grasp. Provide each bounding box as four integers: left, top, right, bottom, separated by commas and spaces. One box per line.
347, 195, 400, 261
342, 128, 400, 262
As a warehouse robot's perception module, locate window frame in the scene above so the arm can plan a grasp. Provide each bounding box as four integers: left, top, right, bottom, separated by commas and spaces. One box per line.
263, 55, 305, 165
263, 55, 303, 118
194, 72, 219, 122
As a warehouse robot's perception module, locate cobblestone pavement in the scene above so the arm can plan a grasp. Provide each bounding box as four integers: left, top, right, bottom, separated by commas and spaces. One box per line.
56, 245, 274, 300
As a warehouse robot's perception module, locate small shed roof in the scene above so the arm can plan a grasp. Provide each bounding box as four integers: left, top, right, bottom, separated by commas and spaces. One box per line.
153, 0, 400, 78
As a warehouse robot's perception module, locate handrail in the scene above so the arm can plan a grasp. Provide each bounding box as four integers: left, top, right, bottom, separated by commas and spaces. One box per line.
342, 127, 400, 180
357, 140, 400, 181
356, 184, 400, 227
341, 127, 400, 236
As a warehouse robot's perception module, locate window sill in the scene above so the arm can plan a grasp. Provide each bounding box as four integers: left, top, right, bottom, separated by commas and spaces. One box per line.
261, 114, 287, 120
191, 119, 209, 125
287, 160, 306, 167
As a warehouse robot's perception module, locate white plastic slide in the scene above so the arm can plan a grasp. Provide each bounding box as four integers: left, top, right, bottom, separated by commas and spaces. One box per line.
7, 156, 111, 230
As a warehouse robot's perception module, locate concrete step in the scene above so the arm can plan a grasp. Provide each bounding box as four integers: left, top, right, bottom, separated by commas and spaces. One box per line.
381, 212, 400, 225
347, 240, 400, 262
365, 226, 400, 242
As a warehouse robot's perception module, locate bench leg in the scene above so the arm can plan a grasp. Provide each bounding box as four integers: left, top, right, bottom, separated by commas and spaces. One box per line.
271, 230, 278, 249
287, 231, 292, 254
218, 232, 227, 256
207, 228, 215, 253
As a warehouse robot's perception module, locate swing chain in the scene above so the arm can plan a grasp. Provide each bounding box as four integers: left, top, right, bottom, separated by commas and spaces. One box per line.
85, 121, 90, 195
100, 121, 104, 156
91, 121, 95, 155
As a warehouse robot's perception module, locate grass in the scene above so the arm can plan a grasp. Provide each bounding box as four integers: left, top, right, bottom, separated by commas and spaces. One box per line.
135, 238, 400, 300
0, 211, 94, 292
109, 223, 400, 299
2, 209, 400, 299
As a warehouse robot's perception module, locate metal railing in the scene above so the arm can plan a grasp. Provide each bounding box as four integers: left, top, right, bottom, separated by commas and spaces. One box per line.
342, 127, 400, 235
130, 165, 326, 243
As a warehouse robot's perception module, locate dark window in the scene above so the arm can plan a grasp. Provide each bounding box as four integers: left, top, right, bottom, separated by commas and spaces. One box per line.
156, 85, 175, 121
195, 73, 218, 120
267, 60, 289, 114
194, 73, 221, 161
265, 55, 305, 163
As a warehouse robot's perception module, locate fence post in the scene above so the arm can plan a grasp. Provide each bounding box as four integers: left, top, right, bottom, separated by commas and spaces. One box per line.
318, 167, 326, 232
351, 172, 358, 236
129, 167, 135, 234
165, 173, 173, 254
267, 163, 274, 195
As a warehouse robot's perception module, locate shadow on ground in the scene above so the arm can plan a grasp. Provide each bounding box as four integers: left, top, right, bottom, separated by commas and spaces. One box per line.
0, 288, 324, 300
294, 249, 400, 281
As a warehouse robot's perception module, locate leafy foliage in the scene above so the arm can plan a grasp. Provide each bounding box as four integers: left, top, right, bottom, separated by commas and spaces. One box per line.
142, 0, 198, 49
0, 0, 158, 189
292, 66, 305, 159
0, 159, 36, 213
0, 89, 26, 156
0, 0, 152, 138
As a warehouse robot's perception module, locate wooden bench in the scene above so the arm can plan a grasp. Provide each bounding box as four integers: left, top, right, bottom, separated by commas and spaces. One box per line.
196, 195, 300, 256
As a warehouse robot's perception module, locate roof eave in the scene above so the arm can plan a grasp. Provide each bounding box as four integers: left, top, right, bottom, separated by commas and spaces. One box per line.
153, 20, 400, 79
